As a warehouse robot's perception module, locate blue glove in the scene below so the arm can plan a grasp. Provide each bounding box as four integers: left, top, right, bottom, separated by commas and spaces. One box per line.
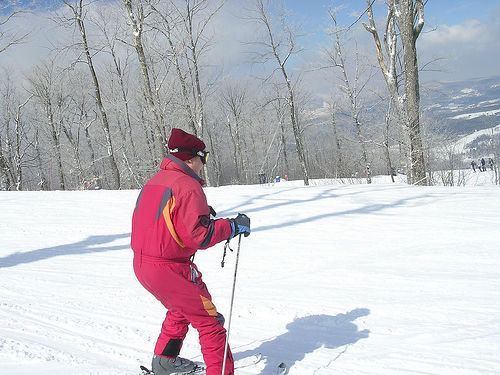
228, 213, 250, 239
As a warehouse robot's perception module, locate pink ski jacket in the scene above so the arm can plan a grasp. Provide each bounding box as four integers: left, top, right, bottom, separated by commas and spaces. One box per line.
131, 155, 231, 261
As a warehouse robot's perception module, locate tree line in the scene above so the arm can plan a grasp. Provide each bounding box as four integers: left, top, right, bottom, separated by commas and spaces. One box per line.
1, 0, 432, 190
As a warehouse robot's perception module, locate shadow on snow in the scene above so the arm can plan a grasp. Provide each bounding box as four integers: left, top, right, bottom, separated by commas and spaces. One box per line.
218, 184, 434, 234
0, 233, 130, 268
234, 308, 370, 374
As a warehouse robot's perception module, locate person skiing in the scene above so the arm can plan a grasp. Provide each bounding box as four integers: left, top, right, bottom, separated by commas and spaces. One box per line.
488, 158, 494, 171
480, 158, 486, 172
471, 160, 476, 172
131, 128, 251, 375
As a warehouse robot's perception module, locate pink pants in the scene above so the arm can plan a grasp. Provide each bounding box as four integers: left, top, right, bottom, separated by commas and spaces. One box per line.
134, 256, 234, 375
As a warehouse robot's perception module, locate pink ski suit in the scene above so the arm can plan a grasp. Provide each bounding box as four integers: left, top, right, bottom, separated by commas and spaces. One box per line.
131, 155, 234, 375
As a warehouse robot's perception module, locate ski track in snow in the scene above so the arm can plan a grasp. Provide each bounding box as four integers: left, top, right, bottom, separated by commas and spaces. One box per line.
1, 174, 500, 374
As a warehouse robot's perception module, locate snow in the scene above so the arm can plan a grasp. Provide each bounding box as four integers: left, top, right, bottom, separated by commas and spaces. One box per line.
478, 99, 500, 107
451, 88, 480, 100
451, 124, 500, 155
1, 176, 500, 375
449, 108, 500, 120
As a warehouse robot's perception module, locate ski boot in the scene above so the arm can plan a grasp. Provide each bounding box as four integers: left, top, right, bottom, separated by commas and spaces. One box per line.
151, 354, 201, 374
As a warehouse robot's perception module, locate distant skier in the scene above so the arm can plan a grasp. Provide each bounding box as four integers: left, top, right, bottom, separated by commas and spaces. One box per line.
471, 160, 477, 172
480, 158, 486, 172
488, 158, 494, 171
131, 128, 250, 375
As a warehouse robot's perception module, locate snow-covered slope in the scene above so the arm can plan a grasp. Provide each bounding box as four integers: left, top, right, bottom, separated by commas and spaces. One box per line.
448, 124, 500, 160
1, 177, 500, 374
422, 76, 500, 136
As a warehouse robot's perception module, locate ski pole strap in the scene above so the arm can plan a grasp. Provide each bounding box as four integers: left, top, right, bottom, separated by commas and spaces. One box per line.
221, 240, 234, 268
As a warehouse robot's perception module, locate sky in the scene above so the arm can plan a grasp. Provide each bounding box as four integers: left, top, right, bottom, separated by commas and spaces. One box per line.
1, 0, 499, 88
194, 0, 500, 93
272, 0, 500, 83
284, 0, 500, 26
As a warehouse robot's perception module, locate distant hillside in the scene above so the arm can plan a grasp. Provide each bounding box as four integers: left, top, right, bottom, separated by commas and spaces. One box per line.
448, 124, 500, 162
421, 76, 500, 136
304, 75, 500, 167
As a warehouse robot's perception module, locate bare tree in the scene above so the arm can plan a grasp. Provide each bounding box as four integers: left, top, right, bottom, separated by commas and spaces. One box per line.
327, 11, 373, 183
26, 63, 67, 190
383, 99, 396, 182
0, 70, 15, 190
149, 0, 224, 186
13, 95, 34, 189
219, 81, 248, 183
0, 0, 31, 54
123, 0, 167, 163
148, 1, 197, 135
33, 125, 49, 190
363, 0, 427, 185
177, 0, 224, 137
268, 88, 290, 180
0, 3, 34, 190
93, 7, 145, 188
328, 101, 344, 178
0, 70, 34, 191
248, 0, 309, 185
62, 0, 121, 189
95, 8, 140, 163
488, 126, 499, 185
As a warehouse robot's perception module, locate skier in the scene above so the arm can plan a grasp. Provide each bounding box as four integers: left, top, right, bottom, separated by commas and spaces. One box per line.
488, 158, 494, 171
480, 158, 486, 172
470, 160, 476, 172
131, 128, 251, 375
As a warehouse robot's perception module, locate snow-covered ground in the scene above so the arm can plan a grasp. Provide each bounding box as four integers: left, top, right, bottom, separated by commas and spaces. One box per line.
1, 175, 500, 375
449, 108, 500, 120
451, 124, 500, 156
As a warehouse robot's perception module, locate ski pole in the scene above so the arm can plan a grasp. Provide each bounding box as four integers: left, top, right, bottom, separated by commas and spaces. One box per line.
221, 234, 242, 375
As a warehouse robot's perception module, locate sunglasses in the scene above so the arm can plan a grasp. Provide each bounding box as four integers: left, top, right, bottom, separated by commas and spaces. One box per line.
170, 148, 210, 165
195, 150, 209, 165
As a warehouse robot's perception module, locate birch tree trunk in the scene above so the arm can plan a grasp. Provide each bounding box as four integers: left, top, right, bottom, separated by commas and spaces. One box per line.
363, 0, 427, 185
123, 0, 166, 163
384, 100, 395, 183
271, 97, 290, 178
84, 116, 102, 189
48, 99, 66, 190
13, 95, 32, 190
33, 127, 49, 190
489, 128, 499, 185
0, 77, 15, 190
399, 0, 426, 185
226, 116, 240, 183
329, 108, 343, 178
61, 108, 86, 189
0, 134, 13, 190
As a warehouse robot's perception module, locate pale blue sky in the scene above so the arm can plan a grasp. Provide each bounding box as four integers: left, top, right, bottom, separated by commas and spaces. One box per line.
255, 0, 500, 83
1, 0, 499, 85
282, 0, 500, 26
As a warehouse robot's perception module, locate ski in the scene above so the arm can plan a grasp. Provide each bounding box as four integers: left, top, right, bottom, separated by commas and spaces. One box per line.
139, 364, 205, 375
139, 353, 263, 374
